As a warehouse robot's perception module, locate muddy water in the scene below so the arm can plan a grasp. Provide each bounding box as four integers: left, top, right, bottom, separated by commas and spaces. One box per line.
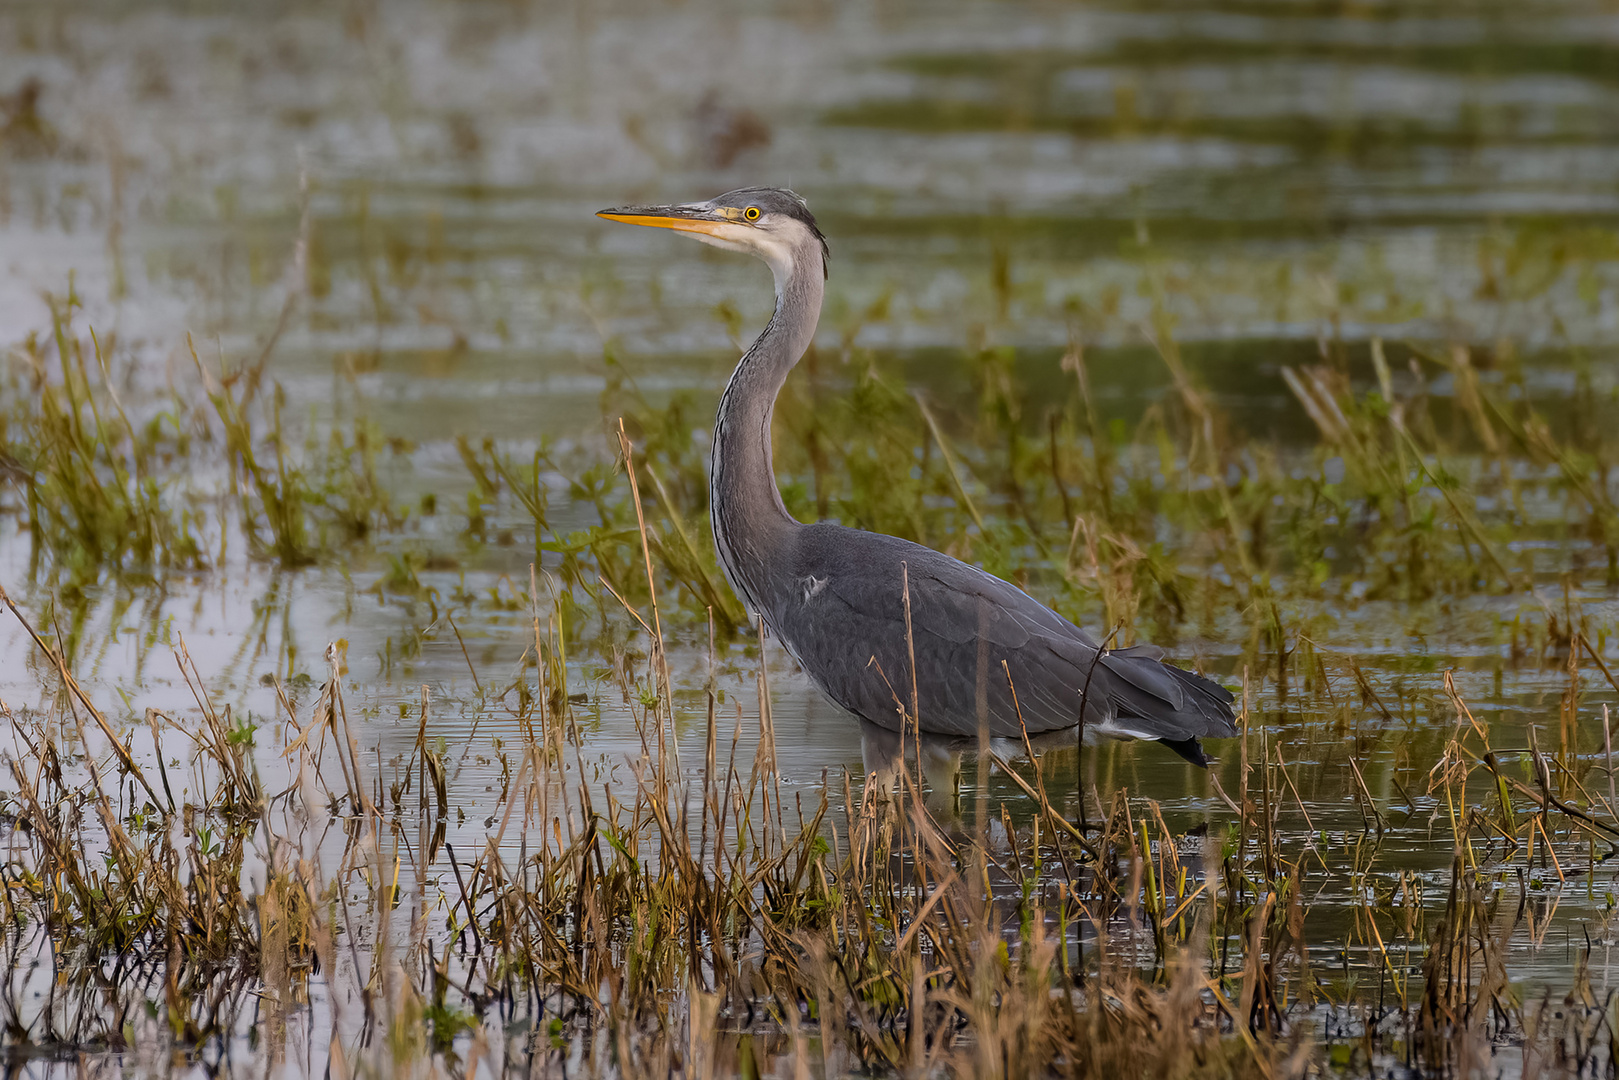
3, 0, 1619, 1045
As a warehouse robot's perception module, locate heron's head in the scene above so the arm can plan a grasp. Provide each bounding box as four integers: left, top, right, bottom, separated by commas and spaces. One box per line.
597, 186, 828, 285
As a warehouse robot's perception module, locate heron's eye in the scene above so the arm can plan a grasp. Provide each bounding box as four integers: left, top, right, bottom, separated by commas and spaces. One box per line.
744, 206, 761, 221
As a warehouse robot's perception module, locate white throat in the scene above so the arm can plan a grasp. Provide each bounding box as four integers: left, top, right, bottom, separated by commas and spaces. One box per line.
688, 220, 817, 293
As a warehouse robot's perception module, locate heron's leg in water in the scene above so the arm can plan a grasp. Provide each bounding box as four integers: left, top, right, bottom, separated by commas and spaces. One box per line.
1077, 728, 1096, 834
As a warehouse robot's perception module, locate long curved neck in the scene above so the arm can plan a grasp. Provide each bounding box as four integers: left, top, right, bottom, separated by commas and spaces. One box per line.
710, 262, 823, 614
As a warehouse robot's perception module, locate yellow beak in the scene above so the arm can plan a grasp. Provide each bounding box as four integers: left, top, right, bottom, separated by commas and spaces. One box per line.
596, 208, 733, 239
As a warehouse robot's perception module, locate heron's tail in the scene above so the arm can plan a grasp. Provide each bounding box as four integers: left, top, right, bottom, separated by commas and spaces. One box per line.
1086, 647, 1237, 766
1162, 660, 1239, 737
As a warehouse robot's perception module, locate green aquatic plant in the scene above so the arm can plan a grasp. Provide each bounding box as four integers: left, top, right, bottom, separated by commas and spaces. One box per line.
0, 284, 207, 586
0, 286, 417, 584
453, 312, 1619, 679
194, 340, 407, 566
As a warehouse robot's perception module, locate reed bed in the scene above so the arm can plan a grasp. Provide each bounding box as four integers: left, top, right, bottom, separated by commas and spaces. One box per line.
6, 290, 1619, 1076
4, 3, 1617, 1072
3, 542, 1619, 1076
470, 321, 1619, 679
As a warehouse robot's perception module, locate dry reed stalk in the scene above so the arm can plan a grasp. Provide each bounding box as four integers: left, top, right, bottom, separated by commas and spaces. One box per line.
1, 581, 164, 807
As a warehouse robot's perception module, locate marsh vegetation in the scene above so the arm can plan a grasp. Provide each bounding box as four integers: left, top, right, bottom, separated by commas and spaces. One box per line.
2, 0, 1619, 1076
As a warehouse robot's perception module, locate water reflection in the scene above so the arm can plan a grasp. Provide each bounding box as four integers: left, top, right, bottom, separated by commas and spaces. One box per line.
858, 719, 968, 823
856, 718, 1098, 827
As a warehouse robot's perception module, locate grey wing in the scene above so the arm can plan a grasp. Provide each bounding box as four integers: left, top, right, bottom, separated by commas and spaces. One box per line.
766, 524, 1237, 744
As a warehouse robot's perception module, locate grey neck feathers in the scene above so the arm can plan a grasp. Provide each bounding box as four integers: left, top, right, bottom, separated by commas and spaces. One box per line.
709, 244, 824, 613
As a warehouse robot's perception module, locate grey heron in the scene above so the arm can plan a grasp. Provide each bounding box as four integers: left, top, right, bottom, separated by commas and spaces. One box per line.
598, 187, 1237, 765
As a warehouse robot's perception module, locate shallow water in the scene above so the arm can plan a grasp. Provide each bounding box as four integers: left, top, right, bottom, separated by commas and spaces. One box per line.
3, 0, 1619, 1072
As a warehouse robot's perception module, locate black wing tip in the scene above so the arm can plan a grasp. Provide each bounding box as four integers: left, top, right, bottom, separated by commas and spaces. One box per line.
1159, 737, 1212, 768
